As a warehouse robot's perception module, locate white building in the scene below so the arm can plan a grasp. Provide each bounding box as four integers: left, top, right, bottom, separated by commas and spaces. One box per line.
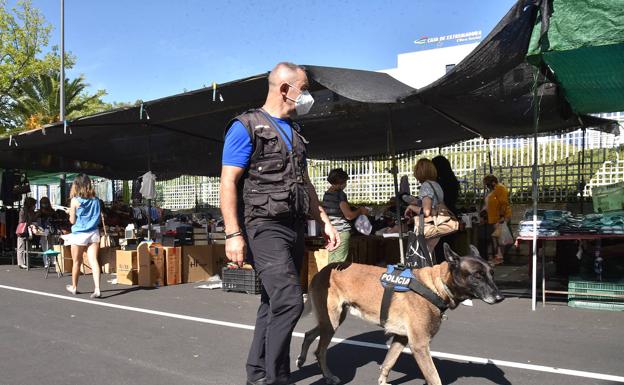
380, 42, 480, 89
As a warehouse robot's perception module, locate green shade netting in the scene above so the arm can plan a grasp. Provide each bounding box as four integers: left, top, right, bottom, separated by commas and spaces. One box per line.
527, 0, 624, 114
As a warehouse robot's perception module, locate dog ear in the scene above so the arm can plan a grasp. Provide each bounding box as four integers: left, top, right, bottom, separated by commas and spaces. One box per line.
469, 244, 481, 259
443, 243, 460, 266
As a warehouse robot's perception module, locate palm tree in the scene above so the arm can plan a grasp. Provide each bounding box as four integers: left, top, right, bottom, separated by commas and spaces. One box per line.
12, 71, 105, 129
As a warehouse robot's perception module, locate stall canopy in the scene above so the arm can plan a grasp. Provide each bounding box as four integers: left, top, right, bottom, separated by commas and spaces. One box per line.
0, 0, 617, 180
526, 0, 624, 114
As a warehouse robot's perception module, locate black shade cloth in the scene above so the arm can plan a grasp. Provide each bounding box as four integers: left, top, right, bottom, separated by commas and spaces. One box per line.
0, 1, 617, 180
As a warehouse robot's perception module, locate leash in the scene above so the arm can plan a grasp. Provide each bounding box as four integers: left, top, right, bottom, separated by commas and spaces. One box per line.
379, 265, 448, 327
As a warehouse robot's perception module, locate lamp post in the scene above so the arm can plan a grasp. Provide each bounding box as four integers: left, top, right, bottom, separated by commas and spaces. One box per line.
60, 0, 65, 123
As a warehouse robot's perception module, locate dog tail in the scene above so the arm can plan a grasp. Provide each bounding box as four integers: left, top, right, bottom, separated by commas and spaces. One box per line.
301, 292, 314, 317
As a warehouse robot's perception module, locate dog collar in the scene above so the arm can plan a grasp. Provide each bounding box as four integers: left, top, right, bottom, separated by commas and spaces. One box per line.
438, 279, 457, 309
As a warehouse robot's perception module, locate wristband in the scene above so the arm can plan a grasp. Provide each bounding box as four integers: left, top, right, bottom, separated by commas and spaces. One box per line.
225, 231, 243, 240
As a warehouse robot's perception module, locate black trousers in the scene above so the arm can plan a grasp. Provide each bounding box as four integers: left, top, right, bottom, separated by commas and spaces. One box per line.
245, 220, 305, 385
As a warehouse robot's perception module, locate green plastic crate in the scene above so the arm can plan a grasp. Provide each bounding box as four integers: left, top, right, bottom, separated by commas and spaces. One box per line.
568, 276, 624, 312
592, 182, 624, 213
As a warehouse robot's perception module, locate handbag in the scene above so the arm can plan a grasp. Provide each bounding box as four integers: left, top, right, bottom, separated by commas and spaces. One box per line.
413, 182, 460, 239
405, 219, 434, 269
15, 222, 28, 237
99, 203, 113, 248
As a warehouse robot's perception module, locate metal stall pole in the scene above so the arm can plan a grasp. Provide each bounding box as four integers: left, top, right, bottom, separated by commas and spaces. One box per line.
387, 107, 405, 263
486, 138, 493, 174
531, 71, 541, 311
578, 127, 587, 213
146, 126, 153, 241
59, 0, 65, 124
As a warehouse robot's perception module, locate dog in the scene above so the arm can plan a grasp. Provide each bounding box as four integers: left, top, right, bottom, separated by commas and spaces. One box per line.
296, 243, 504, 385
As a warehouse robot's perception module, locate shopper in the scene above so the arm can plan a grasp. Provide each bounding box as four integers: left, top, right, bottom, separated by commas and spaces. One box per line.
16, 197, 37, 269
483, 174, 512, 265
64, 174, 102, 298
432, 155, 460, 263
37, 197, 56, 260
322, 168, 369, 263
404, 158, 446, 256
220, 62, 339, 385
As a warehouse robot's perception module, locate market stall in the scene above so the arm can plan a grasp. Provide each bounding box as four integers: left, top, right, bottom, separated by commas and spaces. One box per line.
2, 0, 622, 302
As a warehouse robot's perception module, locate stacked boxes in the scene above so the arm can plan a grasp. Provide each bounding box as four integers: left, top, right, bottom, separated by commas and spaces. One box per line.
193, 226, 209, 246
118, 244, 182, 287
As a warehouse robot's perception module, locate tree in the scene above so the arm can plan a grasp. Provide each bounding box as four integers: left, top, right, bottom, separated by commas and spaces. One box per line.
12, 70, 108, 129
0, 0, 54, 127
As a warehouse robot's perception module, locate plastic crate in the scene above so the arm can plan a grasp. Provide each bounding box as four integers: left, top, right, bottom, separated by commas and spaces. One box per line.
592, 182, 624, 213
222, 267, 262, 294
568, 276, 624, 312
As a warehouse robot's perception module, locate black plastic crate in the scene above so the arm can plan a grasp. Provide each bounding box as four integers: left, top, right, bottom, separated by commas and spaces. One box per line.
222, 267, 262, 294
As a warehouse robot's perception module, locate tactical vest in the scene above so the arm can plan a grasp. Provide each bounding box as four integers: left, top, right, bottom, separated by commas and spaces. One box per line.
225, 109, 310, 226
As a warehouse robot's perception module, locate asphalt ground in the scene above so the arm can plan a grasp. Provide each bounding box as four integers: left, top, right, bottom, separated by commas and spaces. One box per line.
1, 264, 623, 385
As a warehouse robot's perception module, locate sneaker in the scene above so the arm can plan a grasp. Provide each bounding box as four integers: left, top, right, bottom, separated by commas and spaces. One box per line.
90, 289, 101, 299
65, 285, 77, 295
18, 264, 28, 269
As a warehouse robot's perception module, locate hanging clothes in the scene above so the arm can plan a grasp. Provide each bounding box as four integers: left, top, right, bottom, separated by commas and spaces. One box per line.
140, 171, 157, 199
131, 178, 142, 200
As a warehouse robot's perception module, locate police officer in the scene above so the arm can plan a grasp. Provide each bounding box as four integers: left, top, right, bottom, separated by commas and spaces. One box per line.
220, 62, 340, 385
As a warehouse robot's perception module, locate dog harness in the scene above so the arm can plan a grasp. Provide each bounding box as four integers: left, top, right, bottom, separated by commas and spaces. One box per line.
379, 265, 448, 327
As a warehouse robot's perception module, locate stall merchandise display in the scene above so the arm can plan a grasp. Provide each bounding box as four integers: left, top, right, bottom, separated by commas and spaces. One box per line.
518, 210, 624, 237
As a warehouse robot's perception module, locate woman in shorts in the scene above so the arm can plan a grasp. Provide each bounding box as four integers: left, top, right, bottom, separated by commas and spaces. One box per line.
64, 174, 102, 298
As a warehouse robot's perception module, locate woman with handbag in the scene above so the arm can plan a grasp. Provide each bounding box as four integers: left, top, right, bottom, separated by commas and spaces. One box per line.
404, 158, 457, 258
64, 174, 102, 298
16, 197, 37, 269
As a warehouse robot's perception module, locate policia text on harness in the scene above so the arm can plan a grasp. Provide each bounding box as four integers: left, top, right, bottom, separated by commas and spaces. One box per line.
379, 264, 448, 326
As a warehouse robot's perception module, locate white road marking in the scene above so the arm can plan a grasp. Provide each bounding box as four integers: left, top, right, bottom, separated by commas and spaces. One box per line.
2, 283, 623, 383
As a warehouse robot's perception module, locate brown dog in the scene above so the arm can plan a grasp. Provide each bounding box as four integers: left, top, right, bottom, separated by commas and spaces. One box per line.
296, 243, 504, 385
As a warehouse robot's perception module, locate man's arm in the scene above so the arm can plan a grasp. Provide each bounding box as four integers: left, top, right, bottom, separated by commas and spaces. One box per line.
220, 165, 246, 266
303, 172, 340, 251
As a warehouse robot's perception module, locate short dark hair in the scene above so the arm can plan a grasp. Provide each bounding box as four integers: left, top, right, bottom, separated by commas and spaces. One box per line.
483, 174, 498, 186
327, 168, 349, 185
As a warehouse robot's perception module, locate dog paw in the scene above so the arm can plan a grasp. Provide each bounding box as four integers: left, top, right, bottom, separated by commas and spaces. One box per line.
295, 357, 306, 368
324, 375, 341, 385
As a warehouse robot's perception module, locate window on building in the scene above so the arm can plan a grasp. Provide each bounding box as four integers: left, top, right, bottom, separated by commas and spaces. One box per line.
445, 64, 456, 73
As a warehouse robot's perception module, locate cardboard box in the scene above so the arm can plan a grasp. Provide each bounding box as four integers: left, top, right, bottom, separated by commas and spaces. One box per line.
138, 243, 166, 287
164, 246, 182, 285
307, 248, 328, 288
116, 250, 138, 285
100, 248, 117, 274
182, 245, 225, 283
53, 245, 73, 273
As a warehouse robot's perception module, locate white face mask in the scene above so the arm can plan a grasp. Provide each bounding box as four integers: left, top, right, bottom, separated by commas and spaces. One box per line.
287, 84, 314, 115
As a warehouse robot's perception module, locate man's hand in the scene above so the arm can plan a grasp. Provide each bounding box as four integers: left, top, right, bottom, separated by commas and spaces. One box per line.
225, 235, 246, 267
324, 222, 341, 251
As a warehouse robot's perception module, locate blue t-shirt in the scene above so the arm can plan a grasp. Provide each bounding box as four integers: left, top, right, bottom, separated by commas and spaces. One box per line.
71, 197, 101, 233
222, 117, 296, 169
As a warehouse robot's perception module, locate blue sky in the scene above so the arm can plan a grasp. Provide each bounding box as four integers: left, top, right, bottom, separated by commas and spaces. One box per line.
19, 0, 515, 103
